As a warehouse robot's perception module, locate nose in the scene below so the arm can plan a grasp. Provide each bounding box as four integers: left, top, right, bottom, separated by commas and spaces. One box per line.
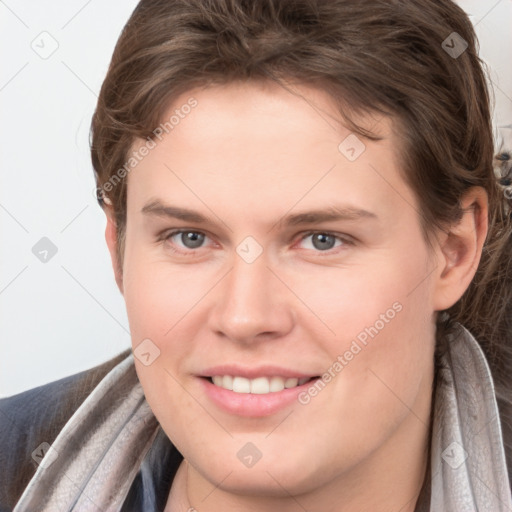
207, 252, 295, 345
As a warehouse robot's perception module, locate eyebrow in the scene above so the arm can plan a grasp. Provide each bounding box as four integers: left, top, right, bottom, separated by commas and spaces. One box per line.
141, 199, 378, 228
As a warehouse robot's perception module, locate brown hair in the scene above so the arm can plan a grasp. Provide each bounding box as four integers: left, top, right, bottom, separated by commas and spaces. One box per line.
90, 0, 512, 468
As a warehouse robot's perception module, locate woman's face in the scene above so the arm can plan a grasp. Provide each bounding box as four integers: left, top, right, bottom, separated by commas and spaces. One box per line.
119, 80, 440, 504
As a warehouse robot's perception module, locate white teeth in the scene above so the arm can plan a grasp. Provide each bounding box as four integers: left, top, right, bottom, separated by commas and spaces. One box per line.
212, 376, 223, 387
269, 376, 285, 392
232, 376, 251, 393
250, 377, 270, 394
211, 375, 311, 394
284, 378, 299, 388
222, 375, 233, 391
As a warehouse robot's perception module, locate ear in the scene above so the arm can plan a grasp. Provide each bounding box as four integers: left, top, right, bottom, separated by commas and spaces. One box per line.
432, 186, 488, 311
104, 207, 124, 295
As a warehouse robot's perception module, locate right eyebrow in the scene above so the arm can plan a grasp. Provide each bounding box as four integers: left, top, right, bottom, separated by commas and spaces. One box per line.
141, 200, 213, 224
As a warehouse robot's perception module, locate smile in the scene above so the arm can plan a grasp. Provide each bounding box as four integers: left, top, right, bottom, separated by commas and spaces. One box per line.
209, 375, 314, 394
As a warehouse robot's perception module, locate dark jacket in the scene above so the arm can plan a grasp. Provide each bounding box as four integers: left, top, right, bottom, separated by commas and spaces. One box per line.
0, 350, 183, 512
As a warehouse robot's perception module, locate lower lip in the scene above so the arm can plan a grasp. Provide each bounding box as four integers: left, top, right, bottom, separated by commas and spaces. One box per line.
199, 377, 318, 417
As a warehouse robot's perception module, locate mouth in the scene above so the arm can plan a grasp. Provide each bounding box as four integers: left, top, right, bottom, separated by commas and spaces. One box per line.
197, 364, 322, 416
199, 372, 321, 417
204, 375, 318, 394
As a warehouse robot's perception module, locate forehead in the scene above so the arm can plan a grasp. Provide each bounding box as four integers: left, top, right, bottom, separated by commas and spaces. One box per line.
125, 80, 418, 230
150, 79, 389, 154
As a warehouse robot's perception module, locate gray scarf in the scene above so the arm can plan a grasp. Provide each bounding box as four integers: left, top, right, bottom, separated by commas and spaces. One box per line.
14, 323, 512, 511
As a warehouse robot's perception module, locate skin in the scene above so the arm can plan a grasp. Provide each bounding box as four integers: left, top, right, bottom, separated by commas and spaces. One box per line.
104, 79, 488, 512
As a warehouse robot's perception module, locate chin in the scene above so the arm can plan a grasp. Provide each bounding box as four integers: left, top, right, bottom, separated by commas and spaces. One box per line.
189, 442, 327, 497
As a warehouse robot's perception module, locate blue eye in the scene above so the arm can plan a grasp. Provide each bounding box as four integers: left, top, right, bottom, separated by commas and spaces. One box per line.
301, 232, 338, 251
166, 230, 208, 250
298, 231, 352, 252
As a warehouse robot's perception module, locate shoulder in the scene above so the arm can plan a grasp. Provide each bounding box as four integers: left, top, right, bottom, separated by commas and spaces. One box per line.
0, 349, 131, 512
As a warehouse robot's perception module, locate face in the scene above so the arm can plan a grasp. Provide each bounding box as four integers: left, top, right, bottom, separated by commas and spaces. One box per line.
118, 80, 440, 501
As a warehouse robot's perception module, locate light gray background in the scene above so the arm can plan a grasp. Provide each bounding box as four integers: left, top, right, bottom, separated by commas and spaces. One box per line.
1, 0, 511, 397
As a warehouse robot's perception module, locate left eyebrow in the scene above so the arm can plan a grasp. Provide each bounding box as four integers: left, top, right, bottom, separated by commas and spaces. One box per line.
277, 205, 378, 228
140, 199, 378, 229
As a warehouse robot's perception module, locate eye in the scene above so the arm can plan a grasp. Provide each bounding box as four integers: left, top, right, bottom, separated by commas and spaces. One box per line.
164, 230, 210, 252
297, 231, 353, 252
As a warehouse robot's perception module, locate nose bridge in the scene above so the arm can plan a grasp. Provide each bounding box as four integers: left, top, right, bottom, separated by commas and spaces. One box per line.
222, 251, 275, 318
209, 247, 294, 342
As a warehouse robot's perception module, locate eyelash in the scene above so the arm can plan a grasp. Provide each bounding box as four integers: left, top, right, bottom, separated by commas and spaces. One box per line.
159, 229, 355, 257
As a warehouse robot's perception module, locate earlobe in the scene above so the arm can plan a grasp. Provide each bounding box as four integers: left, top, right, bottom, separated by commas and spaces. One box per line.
432, 187, 488, 311
104, 208, 124, 295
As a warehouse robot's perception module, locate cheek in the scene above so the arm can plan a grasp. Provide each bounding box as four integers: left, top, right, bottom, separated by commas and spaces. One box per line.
301, 242, 434, 422
323, 271, 434, 442
123, 244, 205, 341
122, 247, 210, 416
282, 240, 432, 346
302, 302, 434, 481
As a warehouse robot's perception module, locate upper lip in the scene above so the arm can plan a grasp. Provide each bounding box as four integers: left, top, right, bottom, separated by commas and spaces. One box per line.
199, 364, 318, 379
